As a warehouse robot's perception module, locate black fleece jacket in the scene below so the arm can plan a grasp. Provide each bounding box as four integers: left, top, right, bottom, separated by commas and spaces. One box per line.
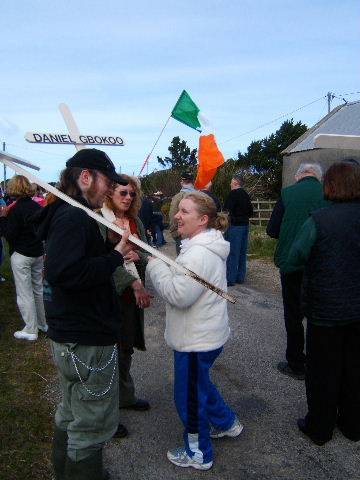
0, 197, 43, 257
36, 198, 124, 345
224, 188, 254, 226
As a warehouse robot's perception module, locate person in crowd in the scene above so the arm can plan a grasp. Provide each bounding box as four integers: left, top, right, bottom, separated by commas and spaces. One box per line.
0, 175, 47, 340
151, 191, 166, 247
284, 162, 360, 446
146, 191, 242, 471
201, 180, 221, 212
267, 163, 328, 380
224, 173, 253, 286
31, 183, 46, 207
0, 189, 6, 283
35, 148, 129, 479
139, 194, 154, 245
169, 172, 195, 255
99, 175, 152, 439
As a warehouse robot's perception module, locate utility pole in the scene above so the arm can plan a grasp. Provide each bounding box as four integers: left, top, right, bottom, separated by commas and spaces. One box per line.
327, 92, 335, 114
2, 142, 6, 192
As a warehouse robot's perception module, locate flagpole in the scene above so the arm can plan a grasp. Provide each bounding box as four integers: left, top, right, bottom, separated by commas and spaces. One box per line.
139, 115, 171, 176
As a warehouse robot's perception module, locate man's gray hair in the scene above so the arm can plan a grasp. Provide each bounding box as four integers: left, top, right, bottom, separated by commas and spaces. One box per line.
295, 163, 323, 180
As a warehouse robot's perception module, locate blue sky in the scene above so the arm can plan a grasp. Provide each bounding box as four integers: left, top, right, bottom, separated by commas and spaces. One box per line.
1, 0, 359, 181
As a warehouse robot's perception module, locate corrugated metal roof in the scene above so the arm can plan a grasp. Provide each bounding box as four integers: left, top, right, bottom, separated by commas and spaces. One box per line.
284, 100, 360, 154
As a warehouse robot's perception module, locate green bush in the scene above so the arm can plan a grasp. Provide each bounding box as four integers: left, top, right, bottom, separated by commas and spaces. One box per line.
248, 225, 277, 258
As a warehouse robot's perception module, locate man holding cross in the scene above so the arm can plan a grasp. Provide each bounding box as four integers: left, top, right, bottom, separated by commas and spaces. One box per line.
36, 149, 129, 480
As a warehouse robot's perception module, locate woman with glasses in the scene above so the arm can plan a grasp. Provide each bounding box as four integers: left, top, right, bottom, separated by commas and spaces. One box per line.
99, 175, 152, 437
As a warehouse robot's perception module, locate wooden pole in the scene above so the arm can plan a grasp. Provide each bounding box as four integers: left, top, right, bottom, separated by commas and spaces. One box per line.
139, 116, 171, 176
0, 152, 235, 304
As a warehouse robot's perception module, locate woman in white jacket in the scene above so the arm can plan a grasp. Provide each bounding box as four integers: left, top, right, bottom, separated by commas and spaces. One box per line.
146, 191, 243, 471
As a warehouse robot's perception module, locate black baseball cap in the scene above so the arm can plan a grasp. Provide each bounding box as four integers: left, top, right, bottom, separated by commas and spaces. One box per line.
181, 171, 194, 182
66, 149, 128, 185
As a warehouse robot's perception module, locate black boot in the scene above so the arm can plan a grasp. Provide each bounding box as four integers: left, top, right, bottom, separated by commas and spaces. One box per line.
65, 449, 110, 480
52, 426, 68, 480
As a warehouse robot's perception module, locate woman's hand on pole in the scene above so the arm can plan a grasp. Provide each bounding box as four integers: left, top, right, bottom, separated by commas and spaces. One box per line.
107, 224, 121, 244
132, 280, 152, 309
114, 228, 131, 256
124, 250, 140, 262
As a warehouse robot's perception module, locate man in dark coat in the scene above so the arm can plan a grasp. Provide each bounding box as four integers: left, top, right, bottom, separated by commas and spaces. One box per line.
284, 162, 360, 445
224, 173, 253, 286
139, 195, 154, 244
267, 162, 328, 380
36, 149, 129, 480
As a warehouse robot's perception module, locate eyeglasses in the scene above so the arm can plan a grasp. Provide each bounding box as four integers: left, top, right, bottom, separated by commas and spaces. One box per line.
118, 190, 136, 198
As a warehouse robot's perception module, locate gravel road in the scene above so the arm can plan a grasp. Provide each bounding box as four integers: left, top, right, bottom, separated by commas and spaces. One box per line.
104, 236, 360, 480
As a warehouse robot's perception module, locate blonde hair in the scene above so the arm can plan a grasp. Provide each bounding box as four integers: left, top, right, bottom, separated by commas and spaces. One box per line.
183, 191, 228, 232
105, 174, 143, 219
7, 175, 33, 197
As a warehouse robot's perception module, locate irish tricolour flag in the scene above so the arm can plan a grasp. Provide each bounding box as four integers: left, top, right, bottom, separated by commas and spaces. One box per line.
171, 90, 224, 189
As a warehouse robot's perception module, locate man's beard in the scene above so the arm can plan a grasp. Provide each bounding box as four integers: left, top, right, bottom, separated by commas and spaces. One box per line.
85, 180, 104, 209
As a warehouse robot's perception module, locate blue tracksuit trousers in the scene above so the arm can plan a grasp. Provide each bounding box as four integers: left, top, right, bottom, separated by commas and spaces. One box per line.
173, 348, 235, 464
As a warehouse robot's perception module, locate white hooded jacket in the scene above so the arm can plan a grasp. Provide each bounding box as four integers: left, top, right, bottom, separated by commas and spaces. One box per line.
146, 229, 230, 352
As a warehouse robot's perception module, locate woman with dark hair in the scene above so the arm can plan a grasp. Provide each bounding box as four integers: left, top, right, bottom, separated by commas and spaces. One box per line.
285, 162, 360, 446
0, 175, 47, 340
98, 175, 152, 436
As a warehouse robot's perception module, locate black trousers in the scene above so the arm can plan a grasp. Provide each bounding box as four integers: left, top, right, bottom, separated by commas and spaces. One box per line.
305, 321, 360, 441
280, 270, 305, 372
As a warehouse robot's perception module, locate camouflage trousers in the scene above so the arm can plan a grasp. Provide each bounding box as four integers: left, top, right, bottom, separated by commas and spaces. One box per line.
50, 341, 119, 461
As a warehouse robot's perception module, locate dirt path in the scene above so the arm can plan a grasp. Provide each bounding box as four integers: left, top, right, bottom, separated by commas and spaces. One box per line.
104, 233, 359, 480
46, 233, 359, 480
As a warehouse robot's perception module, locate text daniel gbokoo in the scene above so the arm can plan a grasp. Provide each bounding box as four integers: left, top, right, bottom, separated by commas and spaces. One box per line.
25, 132, 125, 146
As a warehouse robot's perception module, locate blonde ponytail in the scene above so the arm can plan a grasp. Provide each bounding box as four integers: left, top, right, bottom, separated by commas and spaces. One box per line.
183, 192, 228, 232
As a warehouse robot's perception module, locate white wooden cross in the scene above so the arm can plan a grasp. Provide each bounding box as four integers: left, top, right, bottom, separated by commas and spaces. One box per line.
25, 103, 125, 149
0, 149, 235, 304
59, 103, 86, 151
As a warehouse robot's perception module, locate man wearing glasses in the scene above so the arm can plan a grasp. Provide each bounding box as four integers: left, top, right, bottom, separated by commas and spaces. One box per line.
36, 149, 129, 480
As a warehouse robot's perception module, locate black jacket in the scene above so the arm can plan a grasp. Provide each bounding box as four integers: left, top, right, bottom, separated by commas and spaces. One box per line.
224, 188, 253, 225
306, 202, 360, 326
0, 197, 43, 257
139, 197, 154, 231
36, 198, 124, 345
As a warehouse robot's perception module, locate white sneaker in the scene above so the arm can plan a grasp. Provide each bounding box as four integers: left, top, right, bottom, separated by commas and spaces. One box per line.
210, 417, 244, 439
14, 330, 38, 341
38, 325, 48, 333
167, 447, 213, 470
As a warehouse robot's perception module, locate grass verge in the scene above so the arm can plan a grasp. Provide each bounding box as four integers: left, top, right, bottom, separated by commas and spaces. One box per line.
0, 252, 54, 480
248, 225, 277, 259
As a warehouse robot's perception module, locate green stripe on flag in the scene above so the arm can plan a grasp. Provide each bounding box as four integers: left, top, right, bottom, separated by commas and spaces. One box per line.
171, 90, 202, 131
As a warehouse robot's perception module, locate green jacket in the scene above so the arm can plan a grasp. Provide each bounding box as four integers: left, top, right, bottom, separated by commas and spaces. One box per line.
98, 216, 149, 292
283, 217, 317, 274
97, 215, 150, 351
274, 176, 328, 272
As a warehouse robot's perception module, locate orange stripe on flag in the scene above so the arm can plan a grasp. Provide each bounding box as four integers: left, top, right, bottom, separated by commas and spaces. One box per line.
195, 134, 224, 189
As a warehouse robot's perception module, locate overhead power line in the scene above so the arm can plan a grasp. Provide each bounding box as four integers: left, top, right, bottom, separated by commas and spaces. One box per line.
222, 95, 326, 144
337, 91, 360, 97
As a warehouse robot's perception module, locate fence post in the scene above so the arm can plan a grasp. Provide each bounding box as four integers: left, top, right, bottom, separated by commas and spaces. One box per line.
251, 199, 276, 227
